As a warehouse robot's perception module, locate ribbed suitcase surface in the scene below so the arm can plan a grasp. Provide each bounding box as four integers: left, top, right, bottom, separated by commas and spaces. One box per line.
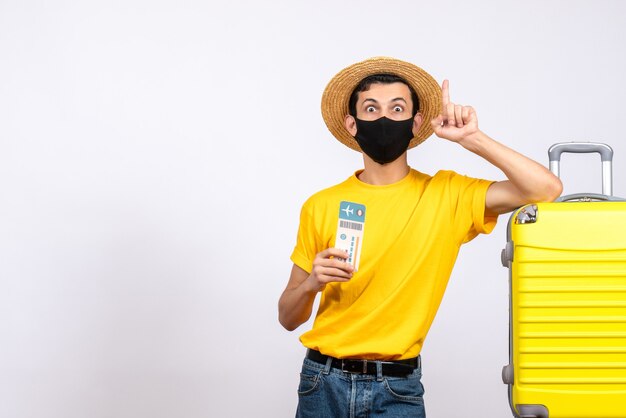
507, 202, 626, 418
503, 143, 626, 418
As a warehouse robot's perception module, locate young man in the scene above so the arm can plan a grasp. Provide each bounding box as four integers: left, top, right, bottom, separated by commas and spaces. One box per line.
278, 57, 562, 417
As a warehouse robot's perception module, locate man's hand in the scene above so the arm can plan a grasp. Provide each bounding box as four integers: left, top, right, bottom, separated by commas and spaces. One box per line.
426, 80, 563, 215
278, 248, 353, 331
305, 248, 354, 293
430, 79, 479, 143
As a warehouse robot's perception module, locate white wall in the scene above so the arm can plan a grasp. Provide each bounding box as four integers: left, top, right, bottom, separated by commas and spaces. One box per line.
2, 1, 626, 417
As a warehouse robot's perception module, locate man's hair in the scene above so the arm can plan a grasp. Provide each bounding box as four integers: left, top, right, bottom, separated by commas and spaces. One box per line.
348, 74, 420, 117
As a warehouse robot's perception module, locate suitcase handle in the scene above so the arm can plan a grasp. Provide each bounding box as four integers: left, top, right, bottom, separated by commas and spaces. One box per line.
557, 193, 620, 202
548, 142, 614, 196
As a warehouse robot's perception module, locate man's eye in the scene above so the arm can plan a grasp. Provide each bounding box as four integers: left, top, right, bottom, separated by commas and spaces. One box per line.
366, 106, 376, 112
393, 106, 403, 112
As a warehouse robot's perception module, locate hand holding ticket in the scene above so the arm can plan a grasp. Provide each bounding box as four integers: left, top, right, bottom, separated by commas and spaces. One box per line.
334, 201, 366, 271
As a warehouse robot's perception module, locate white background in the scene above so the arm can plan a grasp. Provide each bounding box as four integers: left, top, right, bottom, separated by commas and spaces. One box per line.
2, 1, 626, 417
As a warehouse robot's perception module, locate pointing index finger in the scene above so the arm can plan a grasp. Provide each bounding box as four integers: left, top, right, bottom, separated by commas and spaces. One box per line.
441, 79, 450, 107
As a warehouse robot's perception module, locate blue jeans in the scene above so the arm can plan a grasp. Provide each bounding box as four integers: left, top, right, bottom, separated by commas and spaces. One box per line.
296, 357, 426, 418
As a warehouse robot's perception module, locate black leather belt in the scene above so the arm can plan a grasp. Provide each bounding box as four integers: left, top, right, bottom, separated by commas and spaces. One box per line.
306, 349, 420, 377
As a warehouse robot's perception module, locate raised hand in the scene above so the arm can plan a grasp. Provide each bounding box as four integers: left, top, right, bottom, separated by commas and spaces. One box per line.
430, 79, 479, 143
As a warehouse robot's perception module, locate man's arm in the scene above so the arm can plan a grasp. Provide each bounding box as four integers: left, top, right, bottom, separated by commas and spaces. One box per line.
278, 248, 353, 331
465, 132, 562, 215
430, 80, 562, 215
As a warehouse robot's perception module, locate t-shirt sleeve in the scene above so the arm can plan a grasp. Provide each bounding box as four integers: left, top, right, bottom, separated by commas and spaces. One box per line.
290, 200, 319, 274
448, 172, 498, 243
467, 178, 498, 241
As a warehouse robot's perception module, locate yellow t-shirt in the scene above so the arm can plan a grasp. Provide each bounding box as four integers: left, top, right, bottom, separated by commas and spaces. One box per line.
290, 168, 497, 360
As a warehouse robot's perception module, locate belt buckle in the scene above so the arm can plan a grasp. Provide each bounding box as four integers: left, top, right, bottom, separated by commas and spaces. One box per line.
341, 359, 368, 374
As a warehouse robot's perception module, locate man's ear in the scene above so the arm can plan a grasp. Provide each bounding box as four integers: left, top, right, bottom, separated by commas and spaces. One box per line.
345, 114, 357, 137
412, 113, 424, 136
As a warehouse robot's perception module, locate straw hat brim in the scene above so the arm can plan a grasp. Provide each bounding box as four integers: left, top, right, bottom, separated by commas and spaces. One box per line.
321, 57, 442, 152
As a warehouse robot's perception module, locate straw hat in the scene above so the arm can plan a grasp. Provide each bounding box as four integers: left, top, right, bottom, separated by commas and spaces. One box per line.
321, 56, 442, 152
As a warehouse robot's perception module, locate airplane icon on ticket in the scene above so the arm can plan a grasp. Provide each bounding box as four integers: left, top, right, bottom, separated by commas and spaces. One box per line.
341, 205, 354, 217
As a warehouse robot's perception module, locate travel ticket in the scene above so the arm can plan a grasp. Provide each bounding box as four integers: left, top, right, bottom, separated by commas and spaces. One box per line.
334, 201, 366, 271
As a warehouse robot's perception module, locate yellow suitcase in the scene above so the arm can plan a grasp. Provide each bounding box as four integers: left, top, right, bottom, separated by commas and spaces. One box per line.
501, 143, 626, 418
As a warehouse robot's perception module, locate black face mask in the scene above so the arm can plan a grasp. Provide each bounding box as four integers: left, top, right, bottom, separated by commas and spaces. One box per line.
354, 117, 414, 164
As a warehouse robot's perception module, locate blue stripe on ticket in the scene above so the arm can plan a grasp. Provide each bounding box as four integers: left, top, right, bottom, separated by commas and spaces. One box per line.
338, 201, 366, 223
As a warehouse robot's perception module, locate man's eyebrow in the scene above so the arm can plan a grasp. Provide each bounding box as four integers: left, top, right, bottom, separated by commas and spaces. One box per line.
361, 97, 408, 104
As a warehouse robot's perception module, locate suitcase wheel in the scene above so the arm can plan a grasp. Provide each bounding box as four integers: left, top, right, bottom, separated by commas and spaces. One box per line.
516, 404, 548, 418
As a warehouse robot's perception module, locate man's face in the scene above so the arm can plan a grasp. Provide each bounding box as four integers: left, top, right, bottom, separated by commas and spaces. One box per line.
345, 82, 423, 136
